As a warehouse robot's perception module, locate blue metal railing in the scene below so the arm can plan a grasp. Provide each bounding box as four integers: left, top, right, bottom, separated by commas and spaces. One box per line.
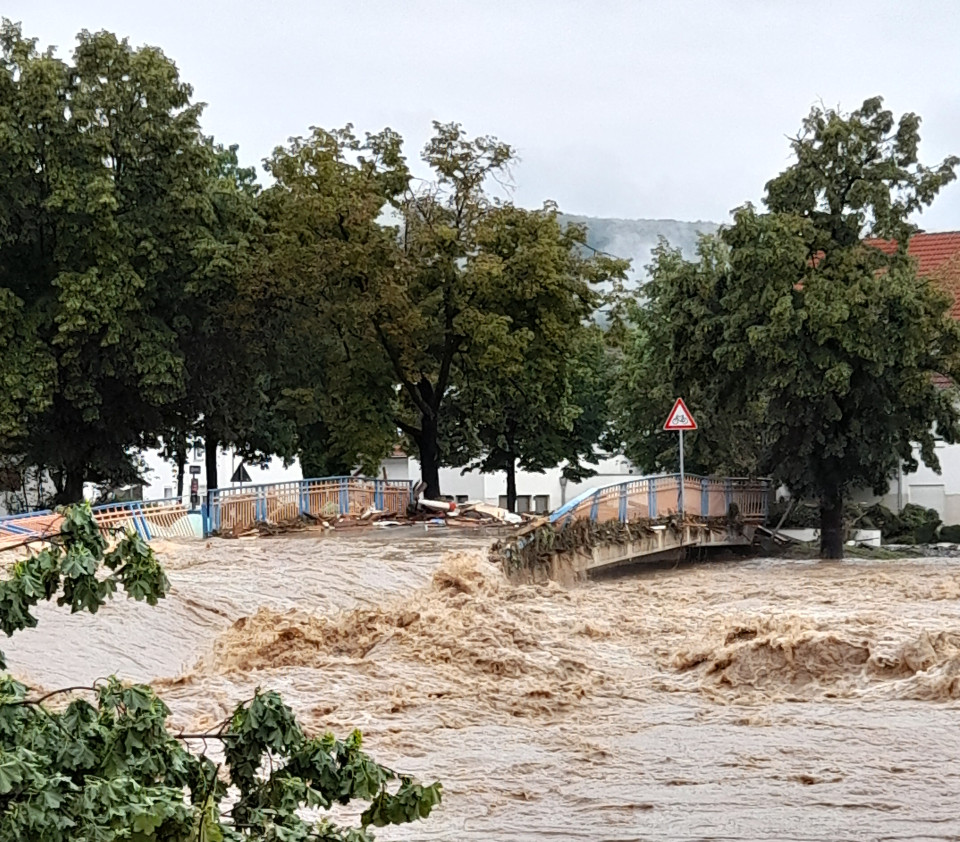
204, 476, 415, 537
90, 498, 200, 540
0, 510, 54, 522
1, 477, 414, 545
549, 474, 771, 526
0, 499, 198, 548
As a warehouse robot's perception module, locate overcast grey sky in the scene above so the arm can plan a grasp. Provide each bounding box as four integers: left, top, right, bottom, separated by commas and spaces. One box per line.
7, 0, 960, 229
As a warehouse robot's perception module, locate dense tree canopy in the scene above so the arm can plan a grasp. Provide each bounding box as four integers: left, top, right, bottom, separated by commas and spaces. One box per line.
5, 17, 960, 549
255, 123, 627, 497
161, 142, 278, 492
614, 97, 960, 557
449, 205, 626, 510
0, 13, 630, 504
246, 125, 409, 480
0, 22, 226, 501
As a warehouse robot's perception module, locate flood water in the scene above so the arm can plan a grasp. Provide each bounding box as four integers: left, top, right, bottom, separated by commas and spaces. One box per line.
6, 532, 960, 840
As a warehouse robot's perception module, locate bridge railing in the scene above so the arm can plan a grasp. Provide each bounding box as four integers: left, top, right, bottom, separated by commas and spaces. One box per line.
91, 499, 198, 541
0, 510, 61, 550
0, 499, 198, 549
549, 474, 771, 526
204, 476, 415, 536
0, 476, 415, 547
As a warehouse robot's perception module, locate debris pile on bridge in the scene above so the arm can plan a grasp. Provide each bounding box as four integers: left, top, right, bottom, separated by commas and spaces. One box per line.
491, 517, 678, 580
491, 504, 754, 580
218, 497, 531, 538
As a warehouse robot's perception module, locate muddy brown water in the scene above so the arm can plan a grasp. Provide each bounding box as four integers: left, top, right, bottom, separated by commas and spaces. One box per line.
6, 532, 960, 840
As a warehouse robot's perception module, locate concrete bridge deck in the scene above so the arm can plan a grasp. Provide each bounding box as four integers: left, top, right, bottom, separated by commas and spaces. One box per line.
540, 474, 772, 573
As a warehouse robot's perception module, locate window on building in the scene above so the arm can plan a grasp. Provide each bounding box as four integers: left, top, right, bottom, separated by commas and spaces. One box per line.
534, 494, 550, 514
456, 495, 468, 503
193, 442, 205, 461
515, 495, 532, 514
498, 495, 508, 509
163, 487, 173, 499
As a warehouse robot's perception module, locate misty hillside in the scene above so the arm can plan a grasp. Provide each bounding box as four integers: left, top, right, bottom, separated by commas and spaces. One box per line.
562, 215, 721, 284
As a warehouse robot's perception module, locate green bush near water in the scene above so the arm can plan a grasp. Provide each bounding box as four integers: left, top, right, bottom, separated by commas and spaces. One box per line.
769, 499, 944, 544
939, 524, 960, 543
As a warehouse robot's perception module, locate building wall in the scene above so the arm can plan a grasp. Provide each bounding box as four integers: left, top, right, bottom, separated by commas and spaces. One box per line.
139, 446, 303, 502
897, 440, 960, 525
850, 439, 960, 525
392, 454, 638, 510
133, 444, 652, 514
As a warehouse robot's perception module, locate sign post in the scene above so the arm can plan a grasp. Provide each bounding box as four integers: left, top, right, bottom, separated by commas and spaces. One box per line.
663, 398, 698, 516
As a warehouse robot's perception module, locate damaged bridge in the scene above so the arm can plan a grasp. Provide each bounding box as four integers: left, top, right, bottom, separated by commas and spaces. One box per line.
497, 474, 772, 577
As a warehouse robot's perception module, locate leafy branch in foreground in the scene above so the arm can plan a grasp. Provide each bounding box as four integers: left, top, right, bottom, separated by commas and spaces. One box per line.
0, 505, 441, 840
0, 503, 169, 670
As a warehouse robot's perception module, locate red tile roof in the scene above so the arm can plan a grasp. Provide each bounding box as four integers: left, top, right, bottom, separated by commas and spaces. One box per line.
864, 232, 960, 391
865, 231, 960, 319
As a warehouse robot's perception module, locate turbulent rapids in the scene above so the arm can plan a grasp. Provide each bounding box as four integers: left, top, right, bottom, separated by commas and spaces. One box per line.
6, 533, 960, 839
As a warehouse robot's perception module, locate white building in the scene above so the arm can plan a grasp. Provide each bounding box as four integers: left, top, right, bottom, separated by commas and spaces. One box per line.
380, 453, 640, 512
139, 445, 302, 503
895, 446, 960, 523
137, 442, 638, 513
852, 442, 960, 525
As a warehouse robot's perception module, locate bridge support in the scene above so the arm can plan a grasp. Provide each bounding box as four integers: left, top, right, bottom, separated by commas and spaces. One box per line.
583, 522, 755, 574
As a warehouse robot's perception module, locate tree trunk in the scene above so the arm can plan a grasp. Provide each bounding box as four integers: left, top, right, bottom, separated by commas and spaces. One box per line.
417, 414, 441, 499
505, 456, 517, 513
819, 483, 844, 559
55, 467, 85, 505
204, 428, 219, 491
176, 444, 186, 498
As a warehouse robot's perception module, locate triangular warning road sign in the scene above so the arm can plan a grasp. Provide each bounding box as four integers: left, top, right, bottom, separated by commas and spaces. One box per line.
231, 463, 253, 483
664, 398, 697, 431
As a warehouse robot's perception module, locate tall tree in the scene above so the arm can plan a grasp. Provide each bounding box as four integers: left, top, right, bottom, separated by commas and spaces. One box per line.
615, 97, 960, 557
0, 23, 222, 501
450, 205, 627, 511
388, 123, 515, 497
162, 142, 278, 492
262, 122, 619, 497
253, 126, 407, 479
611, 237, 769, 478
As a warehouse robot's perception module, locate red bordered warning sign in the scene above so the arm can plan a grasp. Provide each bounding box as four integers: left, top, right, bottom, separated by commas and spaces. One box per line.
663, 398, 697, 431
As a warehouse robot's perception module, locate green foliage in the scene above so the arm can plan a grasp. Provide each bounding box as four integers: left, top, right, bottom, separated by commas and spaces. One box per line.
0, 680, 442, 842
250, 125, 409, 479
768, 498, 881, 530
448, 204, 628, 508
256, 122, 626, 497
223, 695, 441, 838
164, 141, 295, 491
939, 523, 960, 543
0, 22, 264, 500
0, 504, 442, 840
0, 18, 625, 499
610, 236, 768, 477
0, 504, 168, 669
863, 502, 942, 544
768, 498, 945, 544
614, 97, 960, 557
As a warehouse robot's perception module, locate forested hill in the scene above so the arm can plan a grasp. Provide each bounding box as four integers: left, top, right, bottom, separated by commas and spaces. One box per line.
561, 215, 721, 282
